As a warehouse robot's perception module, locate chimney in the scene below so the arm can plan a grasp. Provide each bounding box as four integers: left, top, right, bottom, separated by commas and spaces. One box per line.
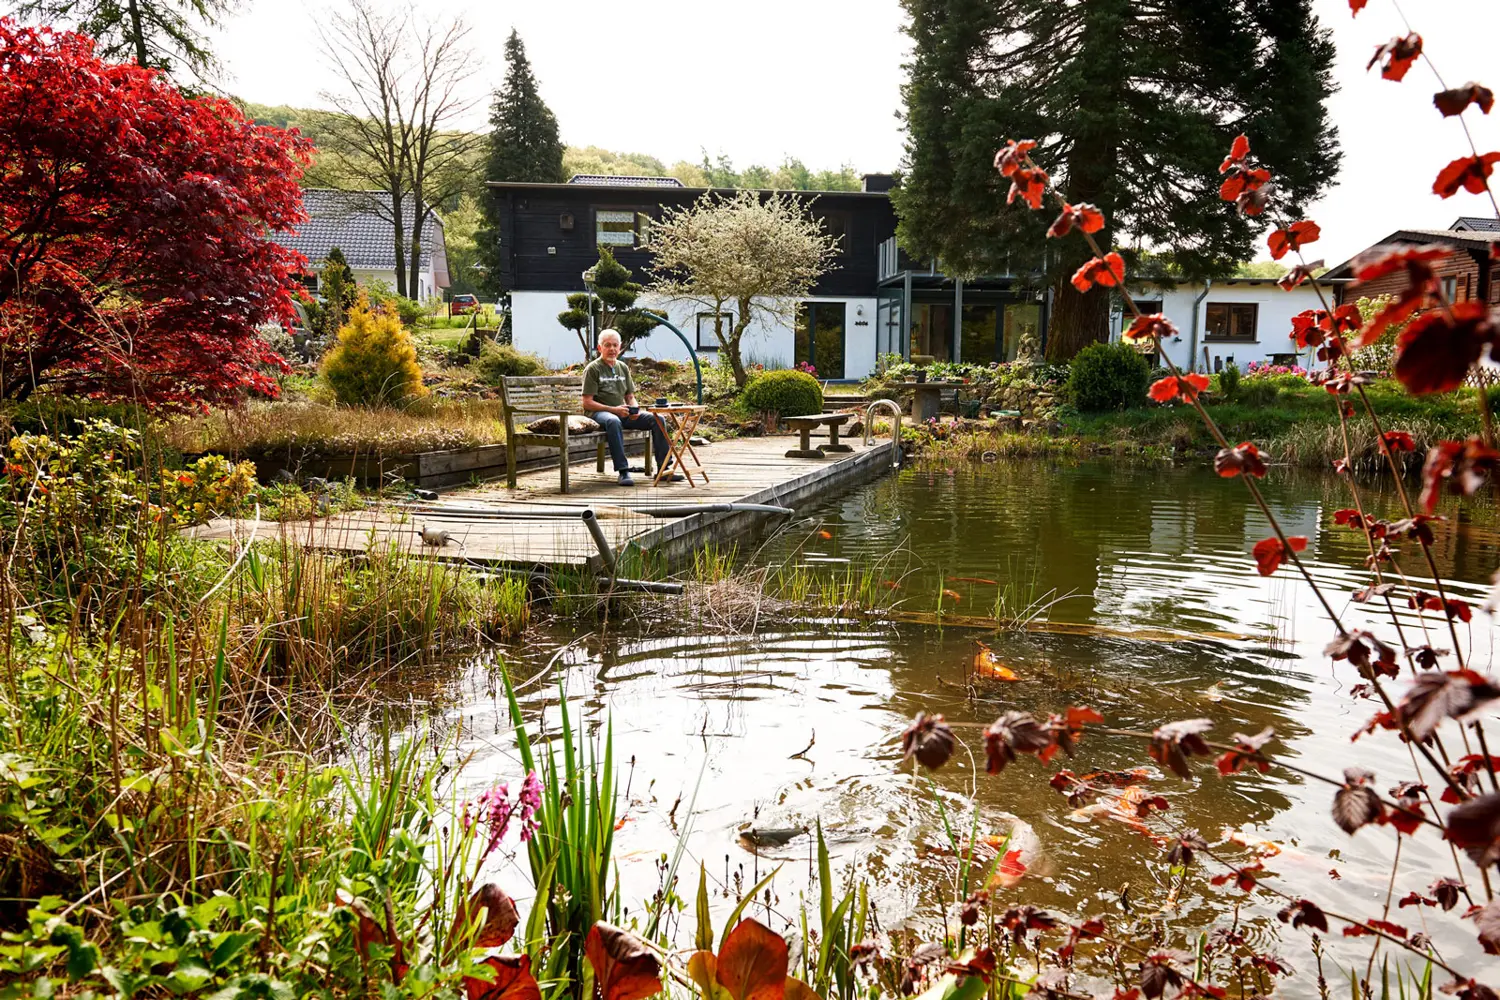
861, 173, 896, 193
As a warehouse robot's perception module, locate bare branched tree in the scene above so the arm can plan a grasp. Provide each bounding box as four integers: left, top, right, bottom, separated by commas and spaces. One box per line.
317, 0, 481, 299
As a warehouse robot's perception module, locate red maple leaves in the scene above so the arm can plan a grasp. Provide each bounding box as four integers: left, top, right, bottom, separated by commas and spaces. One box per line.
1434, 153, 1500, 198
1123, 314, 1178, 342
995, 139, 1049, 209
1349, 244, 1451, 347
1148, 373, 1210, 404
1267, 221, 1321, 260
1368, 33, 1423, 82
1071, 252, 1126, 293
0, 21, 309, 409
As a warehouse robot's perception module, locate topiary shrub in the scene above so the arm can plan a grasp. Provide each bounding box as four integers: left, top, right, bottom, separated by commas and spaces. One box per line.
1066, 342, 1151, 412
474, 341, 548, 383
321, 299, 428, 407
741, 369, 823, 417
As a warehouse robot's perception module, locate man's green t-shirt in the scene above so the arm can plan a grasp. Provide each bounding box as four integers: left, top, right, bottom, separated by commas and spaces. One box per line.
582, 358, 634, 408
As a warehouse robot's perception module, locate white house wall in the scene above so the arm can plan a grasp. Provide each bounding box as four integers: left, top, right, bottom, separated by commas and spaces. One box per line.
510, 290, 880, 379
1116, 283, 1324, 371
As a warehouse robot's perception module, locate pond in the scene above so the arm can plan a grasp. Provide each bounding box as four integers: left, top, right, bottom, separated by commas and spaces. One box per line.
440, 459, 1500, 991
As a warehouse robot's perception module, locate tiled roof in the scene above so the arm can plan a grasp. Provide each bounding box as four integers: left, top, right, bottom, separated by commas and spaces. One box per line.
273, 188, 446, 273
566, 174, 685, 188
1451, 216, 1500, 233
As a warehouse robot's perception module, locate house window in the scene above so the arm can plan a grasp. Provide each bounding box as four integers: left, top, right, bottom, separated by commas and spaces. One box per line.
1205, 303, 1258, 341
696, 312, 732, 351
1134, 299, 1163, 316
819, 212, 849, 254
595, 209, 652, 248
1441, 275, 1459, 302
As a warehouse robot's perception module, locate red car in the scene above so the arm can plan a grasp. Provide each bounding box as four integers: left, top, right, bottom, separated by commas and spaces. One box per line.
450, 294, 480, 315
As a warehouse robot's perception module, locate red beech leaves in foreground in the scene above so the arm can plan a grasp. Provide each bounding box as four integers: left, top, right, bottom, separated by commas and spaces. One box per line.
1214, 442, 1267, 479
1278, 261, 1323, 290
1007, 167, 1049, 210
1393, 302, 1495, 395
1291, 306, 1360, 349
1267, 220, 1321, 260
1123, 313, 1178, 342
1327, 630, 1399, 681
1434, 153, 1500, 198
1420, 437, 1500, 513
1149, 373, 1210, 404
1435, 83, 1495, 117
1148, 719, 1213, 779
1331, 768, 1382, 833
993, 139, 1036, 176
1071, 252, 1126, 292
585, 924, 662, 1000
1218, 134, 1270, 204
1368, 33, 1422, 82
1216, 728, 1274, 775
712, 919, 790, 1000
1347, 0, 1367, 15
1277, 899, 1330, 933
1048, 202, 1105, 238
1447, 793, 1500, 870
902, 712, 956, 770
465, 956, 542, 1000
1251, 535, 1307, 576
985, 711, 1053, 774
1395, 671, 1500, 744
451, 884, 519, 949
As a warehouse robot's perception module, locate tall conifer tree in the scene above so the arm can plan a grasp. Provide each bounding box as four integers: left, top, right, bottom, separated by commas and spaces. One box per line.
893, 0, 1340, 360
477, 29, 564, 297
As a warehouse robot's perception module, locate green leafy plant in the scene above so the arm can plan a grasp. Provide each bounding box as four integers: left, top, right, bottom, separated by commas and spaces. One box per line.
1066, 342, 1150, 412
741, 370, 823, 418
1217, 361, 1241, 401
475, 341, 549, 383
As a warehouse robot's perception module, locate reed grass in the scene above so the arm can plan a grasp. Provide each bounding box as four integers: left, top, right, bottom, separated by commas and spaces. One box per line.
165, 398, 510, 457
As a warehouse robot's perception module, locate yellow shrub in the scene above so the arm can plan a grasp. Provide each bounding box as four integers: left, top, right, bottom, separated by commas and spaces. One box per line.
159, 454, 258, 525
321, 299, 428, 407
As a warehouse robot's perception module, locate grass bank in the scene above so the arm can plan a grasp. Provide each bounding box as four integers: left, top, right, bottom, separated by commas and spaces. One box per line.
907, 376, 1494, 472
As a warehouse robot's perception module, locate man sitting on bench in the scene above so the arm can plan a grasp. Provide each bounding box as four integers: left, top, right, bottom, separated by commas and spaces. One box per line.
581, 329, 676, 486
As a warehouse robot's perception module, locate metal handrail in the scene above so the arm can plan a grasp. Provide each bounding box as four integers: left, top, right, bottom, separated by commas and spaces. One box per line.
863, 399, 903, 467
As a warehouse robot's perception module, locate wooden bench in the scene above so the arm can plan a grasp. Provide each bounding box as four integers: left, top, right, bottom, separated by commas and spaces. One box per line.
782, 412, 855, 459
499, 375, 653, 493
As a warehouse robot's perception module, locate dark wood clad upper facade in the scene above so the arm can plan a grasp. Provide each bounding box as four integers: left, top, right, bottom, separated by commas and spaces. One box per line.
487, 180, 899, 298
1326, 227, 1500, 308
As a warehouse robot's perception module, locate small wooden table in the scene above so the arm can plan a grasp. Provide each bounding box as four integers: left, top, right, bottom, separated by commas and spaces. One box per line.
647, 405, 709, 487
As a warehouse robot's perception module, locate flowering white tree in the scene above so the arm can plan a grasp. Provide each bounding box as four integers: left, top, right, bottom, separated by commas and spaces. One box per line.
648, 191, 839, 387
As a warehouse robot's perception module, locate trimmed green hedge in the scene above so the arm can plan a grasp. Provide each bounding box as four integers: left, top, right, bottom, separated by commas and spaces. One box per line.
742, 369, 823, 417
1067, 342, 1150, 412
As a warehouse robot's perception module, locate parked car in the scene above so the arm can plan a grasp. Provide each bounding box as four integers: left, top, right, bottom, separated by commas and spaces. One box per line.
451, 294, 480, 315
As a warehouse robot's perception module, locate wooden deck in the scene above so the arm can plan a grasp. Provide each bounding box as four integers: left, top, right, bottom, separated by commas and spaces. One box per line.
191, 433, 899, 570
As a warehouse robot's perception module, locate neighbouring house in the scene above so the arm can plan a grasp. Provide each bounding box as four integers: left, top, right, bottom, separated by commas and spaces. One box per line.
275, 188, 451, 301
1323, 217, 1500, 309
1110, 276, 1349, 373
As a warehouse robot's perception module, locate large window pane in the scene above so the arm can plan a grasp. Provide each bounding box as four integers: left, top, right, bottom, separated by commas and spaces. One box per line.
596, 210, 636, 246
814, 303, 845, 379
960, 304, 997, 363
1205, 303, 1258, 340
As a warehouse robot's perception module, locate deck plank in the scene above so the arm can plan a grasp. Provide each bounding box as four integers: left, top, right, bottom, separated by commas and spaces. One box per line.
189, 434, 897, 568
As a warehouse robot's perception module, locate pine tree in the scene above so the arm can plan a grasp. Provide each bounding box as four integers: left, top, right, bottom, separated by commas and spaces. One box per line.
893, 0, 1340, 361
556, 248, 659, 362
476, 29, 564, 297
319, 247, 358, 339
13, 0, 233, 83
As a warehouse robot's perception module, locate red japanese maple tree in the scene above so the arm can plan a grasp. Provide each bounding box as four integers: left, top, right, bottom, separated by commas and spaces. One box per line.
0, 20, 311, 408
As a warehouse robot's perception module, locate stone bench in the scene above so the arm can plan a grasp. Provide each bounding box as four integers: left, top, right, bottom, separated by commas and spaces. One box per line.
783, 412, 855, 459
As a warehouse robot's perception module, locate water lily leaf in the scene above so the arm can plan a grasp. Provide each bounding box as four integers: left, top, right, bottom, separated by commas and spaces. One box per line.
465, 955, 542, 1000
585, 922, 663, 1000
716, 919, 789, 1000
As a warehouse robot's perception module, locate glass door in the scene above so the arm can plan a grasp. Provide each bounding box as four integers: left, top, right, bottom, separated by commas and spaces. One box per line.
795, 302, 846, 380
960, 304, 999, 363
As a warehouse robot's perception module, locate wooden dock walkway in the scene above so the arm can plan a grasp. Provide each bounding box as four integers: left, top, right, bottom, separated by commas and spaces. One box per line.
192, 434, 899, 570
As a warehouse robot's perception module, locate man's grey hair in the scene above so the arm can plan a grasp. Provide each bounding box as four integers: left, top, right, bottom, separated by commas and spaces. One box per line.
598, 329, 622, 345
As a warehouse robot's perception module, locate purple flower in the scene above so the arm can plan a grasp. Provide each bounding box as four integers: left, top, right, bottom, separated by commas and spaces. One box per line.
517, 771, 542, 842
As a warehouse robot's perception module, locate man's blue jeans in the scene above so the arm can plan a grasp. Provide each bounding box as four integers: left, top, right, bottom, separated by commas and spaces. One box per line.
592, 410, 669, 472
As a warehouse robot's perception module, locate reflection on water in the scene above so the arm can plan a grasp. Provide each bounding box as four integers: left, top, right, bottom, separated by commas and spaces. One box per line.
439, 461, 1499, 991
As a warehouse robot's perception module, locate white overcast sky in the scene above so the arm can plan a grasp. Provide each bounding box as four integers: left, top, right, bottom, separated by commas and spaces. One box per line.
211, 0, 1500, 266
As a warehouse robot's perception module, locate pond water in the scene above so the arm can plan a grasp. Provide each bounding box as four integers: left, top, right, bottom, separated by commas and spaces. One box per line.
440, 460, 1500, 990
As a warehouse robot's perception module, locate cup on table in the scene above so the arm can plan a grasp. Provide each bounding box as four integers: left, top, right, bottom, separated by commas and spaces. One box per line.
627, 405, 640, 416
655, 397, 668, 407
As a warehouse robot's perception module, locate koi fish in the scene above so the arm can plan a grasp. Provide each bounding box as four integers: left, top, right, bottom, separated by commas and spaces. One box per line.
941, 589, 963, 602
949, 816, 1043, 889
973, 641, 1019, 682
949, 576, 999, 586
1201, 681, 1225, 703
1068, 786, 1170, 845
817, 530, 833, 540
882, 579, 902, 590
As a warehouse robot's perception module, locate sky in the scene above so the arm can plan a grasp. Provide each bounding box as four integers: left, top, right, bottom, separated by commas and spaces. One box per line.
210, 0, 1500, 267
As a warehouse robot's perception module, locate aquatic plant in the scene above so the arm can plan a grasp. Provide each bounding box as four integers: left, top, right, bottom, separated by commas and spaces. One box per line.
890, 6, 1500, 997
